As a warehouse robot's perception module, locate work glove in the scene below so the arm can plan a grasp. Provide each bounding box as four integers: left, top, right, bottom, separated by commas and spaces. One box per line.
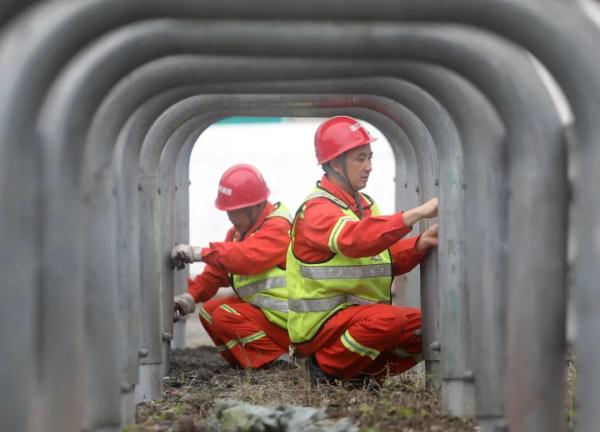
173, 293, 196, 321
170, 244, 202, 270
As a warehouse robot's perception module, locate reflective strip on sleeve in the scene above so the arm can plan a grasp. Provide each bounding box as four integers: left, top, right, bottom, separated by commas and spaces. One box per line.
219, 304, 241, 316
249, 296, 289, 312
235, 276, 287, 298
288, 295, 384, 312
299, 263, 392, 280
327, 216, 354, 253
198, 305, 212, 324
224, 330, 267, 350
340, 330, 380, 360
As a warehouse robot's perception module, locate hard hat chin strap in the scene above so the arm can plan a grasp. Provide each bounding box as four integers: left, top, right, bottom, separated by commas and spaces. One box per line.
323, 156, 365, 219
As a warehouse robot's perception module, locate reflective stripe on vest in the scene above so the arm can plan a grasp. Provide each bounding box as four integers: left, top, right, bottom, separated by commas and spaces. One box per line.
299, 263, 392, 280
289, 295, 387, 312
249, 296, 289, 313
287, 186, 393, 344
235, 276, 287, 298
232, 269, 289, 329
230, 202, 292, 330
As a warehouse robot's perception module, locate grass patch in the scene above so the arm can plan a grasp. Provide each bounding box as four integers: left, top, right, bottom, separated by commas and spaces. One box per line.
134, 347, 476, 431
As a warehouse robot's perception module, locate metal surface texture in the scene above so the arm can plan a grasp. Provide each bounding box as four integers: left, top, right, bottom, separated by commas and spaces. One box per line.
100, 53, 505, 419
81, 18, 568, 424
91, 66, 423, 402
76, 18, 564, 420
1, 1, 599, 431
103, 83, 421, 405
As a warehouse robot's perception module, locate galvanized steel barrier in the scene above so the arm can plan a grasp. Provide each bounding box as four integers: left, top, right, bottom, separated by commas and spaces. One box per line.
1, 1, 599, 431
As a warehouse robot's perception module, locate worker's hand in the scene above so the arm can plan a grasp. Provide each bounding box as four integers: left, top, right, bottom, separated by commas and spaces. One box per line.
416, 224, 439, 252
402, 197, 439, 226
170, 244, 202, 270
173, 293, 196, 321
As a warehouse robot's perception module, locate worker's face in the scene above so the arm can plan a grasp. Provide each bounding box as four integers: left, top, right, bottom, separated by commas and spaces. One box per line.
336, 144, 373, 191
226, 206, 256, 234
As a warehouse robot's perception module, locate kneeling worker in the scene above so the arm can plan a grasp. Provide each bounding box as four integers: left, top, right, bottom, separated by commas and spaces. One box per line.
287, 116, 439, 383
171, 164, 293, 369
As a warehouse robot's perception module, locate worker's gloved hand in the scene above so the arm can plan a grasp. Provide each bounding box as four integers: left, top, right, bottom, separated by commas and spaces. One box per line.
173, 293, 196, 321
416, 223, 439, 252
419, 197, 438, 219
170, 244, 202, 270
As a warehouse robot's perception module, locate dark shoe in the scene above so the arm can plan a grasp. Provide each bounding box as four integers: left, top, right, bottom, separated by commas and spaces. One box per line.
301, 355, 336, 385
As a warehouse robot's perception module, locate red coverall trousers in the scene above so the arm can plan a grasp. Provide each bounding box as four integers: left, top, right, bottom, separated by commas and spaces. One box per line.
296, 304, 422, 380
198, 296, 290, 369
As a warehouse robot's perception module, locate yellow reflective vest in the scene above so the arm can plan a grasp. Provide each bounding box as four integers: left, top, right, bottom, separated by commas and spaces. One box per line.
230, 202, 292, 329
287, 187, 393, 344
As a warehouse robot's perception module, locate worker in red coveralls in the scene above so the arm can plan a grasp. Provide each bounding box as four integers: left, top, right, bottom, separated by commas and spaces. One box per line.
171, 164, 293, 369
286, 116, 439, 384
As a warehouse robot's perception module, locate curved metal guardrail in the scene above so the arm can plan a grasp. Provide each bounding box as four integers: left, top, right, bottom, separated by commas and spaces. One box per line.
1, 1, 598, 431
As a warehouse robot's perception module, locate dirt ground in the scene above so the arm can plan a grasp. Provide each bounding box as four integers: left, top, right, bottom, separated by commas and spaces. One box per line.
131, 347, 477, 432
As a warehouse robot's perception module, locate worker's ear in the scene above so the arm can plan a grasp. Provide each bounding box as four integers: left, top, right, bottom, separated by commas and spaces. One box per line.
328, 158, 343, 176
251, 203, 261, 220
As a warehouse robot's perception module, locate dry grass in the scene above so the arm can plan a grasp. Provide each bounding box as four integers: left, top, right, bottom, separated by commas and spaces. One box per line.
133, 347, 477, 431
132, 347, 580, 431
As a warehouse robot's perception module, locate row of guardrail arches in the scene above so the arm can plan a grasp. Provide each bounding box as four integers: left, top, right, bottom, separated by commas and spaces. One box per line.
1, 1, 599, 431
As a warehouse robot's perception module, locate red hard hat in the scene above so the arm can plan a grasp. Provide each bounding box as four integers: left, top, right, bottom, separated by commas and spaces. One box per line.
215, 164, 270, 211
314, 116, 377, 164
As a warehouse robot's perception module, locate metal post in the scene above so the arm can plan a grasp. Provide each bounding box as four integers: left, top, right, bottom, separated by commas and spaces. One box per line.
1, 3, 598, 431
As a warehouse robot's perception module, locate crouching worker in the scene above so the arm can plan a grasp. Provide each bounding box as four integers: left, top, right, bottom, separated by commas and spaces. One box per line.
287, 116, 439, 384
171, 164, 293, 369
